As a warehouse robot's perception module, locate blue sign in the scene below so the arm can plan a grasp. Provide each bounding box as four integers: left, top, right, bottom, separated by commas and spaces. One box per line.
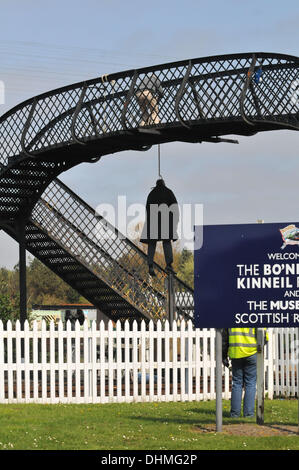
194, 222, 299, 328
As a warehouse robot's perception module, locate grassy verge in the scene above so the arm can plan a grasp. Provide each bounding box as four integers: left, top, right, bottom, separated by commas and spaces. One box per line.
0, 399, 298, 450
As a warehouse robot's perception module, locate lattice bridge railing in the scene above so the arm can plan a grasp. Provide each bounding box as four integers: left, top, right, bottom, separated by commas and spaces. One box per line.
0, 52, 298, 164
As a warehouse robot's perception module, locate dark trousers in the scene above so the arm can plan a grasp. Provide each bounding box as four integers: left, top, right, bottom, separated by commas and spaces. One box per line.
147, 240, 173, 267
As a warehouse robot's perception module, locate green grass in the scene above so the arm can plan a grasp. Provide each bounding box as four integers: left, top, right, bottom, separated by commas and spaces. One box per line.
0, 399, 298, 450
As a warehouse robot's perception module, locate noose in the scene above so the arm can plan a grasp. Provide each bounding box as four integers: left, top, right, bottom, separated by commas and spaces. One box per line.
158, 143, 162, 179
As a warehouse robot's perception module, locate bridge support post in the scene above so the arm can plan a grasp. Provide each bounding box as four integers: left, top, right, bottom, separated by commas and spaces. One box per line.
167, 270, 175, 327
18, 217, 27, 329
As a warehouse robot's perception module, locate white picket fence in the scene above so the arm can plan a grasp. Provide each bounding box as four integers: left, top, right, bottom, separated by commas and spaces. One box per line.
0, 320, 298, 404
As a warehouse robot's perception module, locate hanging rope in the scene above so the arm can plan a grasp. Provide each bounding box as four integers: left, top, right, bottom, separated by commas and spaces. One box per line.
158, 143, 162, 179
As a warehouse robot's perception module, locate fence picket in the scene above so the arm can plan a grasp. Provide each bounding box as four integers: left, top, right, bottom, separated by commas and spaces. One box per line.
15, 320, 22, 401
157, 321, 162, 400
57, 321, 64, 401
91, 320, 97, 403
164, 321, 170, 401
274, 329, 279, 396
267, 328, 274, 399
180, 320, 185, 401
99, 320, 106, 403
83, 320, 89, 402
140, 320, 146, 400
49, 321, 55, 403
195, 327, 201, 401
172, 321, 178, 402
108, 320, 114, 402
0, 321, 4, 402
187, 320, 193, 401
278, 328, 284, 395
7, 321, 13, 401
291, 328, 296, 396
285, 328, 290, 396
132, 321, 138, 401
75, 321, 81, 403
42, 320, 48, 401
116, 321, 122, 402
66, 320, 72, 401
149, 321, 154, 401
202, 328, 208, 401
124, 321, 130, 402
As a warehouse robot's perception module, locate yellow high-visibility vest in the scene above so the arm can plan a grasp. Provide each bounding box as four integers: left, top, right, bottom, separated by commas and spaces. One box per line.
228, 328, 268, 359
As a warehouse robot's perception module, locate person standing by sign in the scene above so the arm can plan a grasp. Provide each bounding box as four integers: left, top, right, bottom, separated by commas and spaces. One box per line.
222, 328, 268, 418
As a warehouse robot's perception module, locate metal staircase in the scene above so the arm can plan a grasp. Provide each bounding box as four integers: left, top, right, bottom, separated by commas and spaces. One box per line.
0, 52, 298, 322
4, 176, 194, 322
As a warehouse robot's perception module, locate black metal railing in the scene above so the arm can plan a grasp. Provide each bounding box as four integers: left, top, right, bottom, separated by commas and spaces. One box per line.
0, 52, 298, 163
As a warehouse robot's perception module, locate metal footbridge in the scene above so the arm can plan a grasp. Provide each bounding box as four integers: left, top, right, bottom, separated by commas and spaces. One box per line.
0, 52, 298, 323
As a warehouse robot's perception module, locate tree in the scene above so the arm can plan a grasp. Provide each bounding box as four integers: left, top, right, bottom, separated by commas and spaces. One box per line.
26, 257, 82, 307
0, 290, 17, 324
177, 248, 194, 288
178, 247, 193, 271
0, 272, 20, 323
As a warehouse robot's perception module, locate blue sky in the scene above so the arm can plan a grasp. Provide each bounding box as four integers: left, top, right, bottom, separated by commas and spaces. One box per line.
0, 0, 299, 267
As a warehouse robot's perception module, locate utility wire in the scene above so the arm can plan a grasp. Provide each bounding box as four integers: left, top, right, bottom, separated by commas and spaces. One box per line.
0, 39, 180, 62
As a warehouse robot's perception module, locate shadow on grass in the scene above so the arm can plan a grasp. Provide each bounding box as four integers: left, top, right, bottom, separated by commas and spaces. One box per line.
130, 405, 228, 427
265, 424, 299, 435
130, 416, 213, 426
222, 411, 298, 427
130, 406, 298, 429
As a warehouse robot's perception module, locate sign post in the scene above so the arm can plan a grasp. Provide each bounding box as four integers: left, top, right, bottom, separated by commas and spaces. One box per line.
167, 271, 175, 327
256, 329, 265, 425
194, 222, 299, 431
298, 327, 299, 435
215, 329, 223, 432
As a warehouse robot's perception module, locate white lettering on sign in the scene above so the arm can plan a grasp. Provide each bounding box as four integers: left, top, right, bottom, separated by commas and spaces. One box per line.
235, 313, 291, 324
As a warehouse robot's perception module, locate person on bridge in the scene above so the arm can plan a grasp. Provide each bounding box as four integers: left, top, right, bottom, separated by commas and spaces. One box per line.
140, 178, 179, 276
222, 327, 269, 418
136, 73, 163, 126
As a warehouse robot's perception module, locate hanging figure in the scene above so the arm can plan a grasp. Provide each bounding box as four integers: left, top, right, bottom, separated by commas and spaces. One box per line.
140, 179, 179, 276
136, 72, 163, 126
